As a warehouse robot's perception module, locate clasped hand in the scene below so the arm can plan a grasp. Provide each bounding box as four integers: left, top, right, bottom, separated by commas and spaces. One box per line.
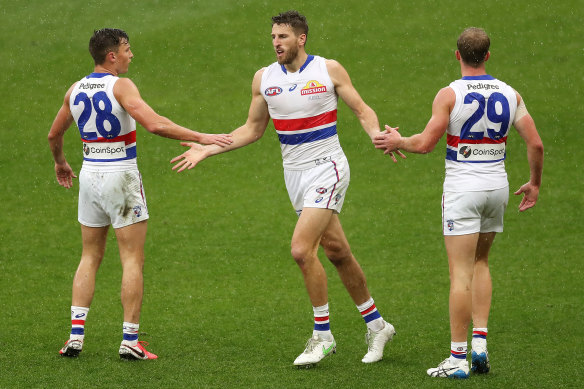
374, 125, 406, 162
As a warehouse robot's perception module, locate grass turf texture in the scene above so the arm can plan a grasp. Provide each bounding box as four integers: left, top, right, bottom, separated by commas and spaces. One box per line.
0, 0, 582, 387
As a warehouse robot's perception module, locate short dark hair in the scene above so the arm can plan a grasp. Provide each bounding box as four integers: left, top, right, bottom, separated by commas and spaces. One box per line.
271, 10, 309, 38
457, 27, 490, 67
89, 28, 129, 65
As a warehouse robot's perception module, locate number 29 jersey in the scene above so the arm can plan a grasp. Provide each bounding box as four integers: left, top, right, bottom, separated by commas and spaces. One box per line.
444, 75, 518, 192
69, 73, 137, 172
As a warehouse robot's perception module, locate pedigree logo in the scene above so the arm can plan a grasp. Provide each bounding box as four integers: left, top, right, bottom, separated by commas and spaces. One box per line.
301, 80, 327, 96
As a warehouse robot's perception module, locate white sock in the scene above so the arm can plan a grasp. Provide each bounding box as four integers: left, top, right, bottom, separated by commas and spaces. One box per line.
312, 304, 333, 341
123, 322, 139, 346
449, 341, 467, 364
472, 327, 488, 350
356, 298, 384, 332
70, 306, 89, 341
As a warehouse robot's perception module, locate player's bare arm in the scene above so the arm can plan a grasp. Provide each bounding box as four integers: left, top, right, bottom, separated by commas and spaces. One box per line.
114, 78, 232, 146
171, 68, 271, 172
511, 92, 544, 212
47, 84, 77, 189
374, 87, 453, 154
326, 59, 405, 162
326, 60, 381, 139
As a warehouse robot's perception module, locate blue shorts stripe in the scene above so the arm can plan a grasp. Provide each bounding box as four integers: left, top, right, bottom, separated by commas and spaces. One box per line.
278, 125, 337, 145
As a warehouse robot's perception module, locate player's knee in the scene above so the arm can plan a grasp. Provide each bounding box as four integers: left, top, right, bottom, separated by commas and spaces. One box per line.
323, 241, 351, 264
449, 272, 472, 291
290, 243, 312, 267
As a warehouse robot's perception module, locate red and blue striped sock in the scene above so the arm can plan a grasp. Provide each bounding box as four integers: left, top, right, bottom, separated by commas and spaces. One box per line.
357, 298, 384, 332
312, 303, 332, 340
472, 327, 488, 349
449, 341, 467, 364
70, 306, 89, 341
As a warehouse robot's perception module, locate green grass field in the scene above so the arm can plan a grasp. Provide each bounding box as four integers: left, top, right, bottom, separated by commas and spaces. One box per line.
1, 0, 582, 387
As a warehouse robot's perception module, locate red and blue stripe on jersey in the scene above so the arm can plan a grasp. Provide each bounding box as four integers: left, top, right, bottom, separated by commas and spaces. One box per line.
272, 109, 337, 145
445, 133, 507, 162
81, 131, 137, 161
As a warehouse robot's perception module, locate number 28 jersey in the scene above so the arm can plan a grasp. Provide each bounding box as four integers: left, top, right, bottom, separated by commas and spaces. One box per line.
69, 73, 137, 172
444, 75, 518, 192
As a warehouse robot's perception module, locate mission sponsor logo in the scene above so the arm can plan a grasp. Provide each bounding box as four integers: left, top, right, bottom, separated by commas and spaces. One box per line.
301, 80, 327, 96
264, 86, 283, 96
83, 141, 126, 160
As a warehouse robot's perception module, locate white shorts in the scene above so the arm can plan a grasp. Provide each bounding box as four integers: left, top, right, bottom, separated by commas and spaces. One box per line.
78, 169, 149, 229
284, 154, 350, 216
442, 187, 508, 236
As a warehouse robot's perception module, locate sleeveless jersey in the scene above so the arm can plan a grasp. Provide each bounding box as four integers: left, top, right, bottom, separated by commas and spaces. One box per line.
69, 73, 137, 172
444, 75, 518, 192
260, 55, 343, 170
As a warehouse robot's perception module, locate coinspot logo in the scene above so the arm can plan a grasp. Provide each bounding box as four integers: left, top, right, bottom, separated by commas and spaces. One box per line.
459, 146, 472, 158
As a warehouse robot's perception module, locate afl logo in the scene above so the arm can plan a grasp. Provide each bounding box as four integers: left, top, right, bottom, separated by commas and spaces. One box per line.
459, 146, 472, 158
265, 86, 283, 96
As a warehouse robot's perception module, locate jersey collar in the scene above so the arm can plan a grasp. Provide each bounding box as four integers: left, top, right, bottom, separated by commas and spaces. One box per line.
462, 75, 495, 80
280, 55, 314, 74
86, 72, 112, 79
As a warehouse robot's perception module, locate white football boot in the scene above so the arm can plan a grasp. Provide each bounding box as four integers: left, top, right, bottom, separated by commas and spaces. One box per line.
427, 357, 470, 379
362, 321, 396, 363
59, 339, 83, 357
293, 334, 336, 367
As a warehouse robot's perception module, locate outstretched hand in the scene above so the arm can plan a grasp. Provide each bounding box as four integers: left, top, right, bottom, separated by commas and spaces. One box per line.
373, 125, 407, 163
198, 133, 233, 147
171, 142, 208, 172
514, 182, 540, 212
55, 162, 77, 189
